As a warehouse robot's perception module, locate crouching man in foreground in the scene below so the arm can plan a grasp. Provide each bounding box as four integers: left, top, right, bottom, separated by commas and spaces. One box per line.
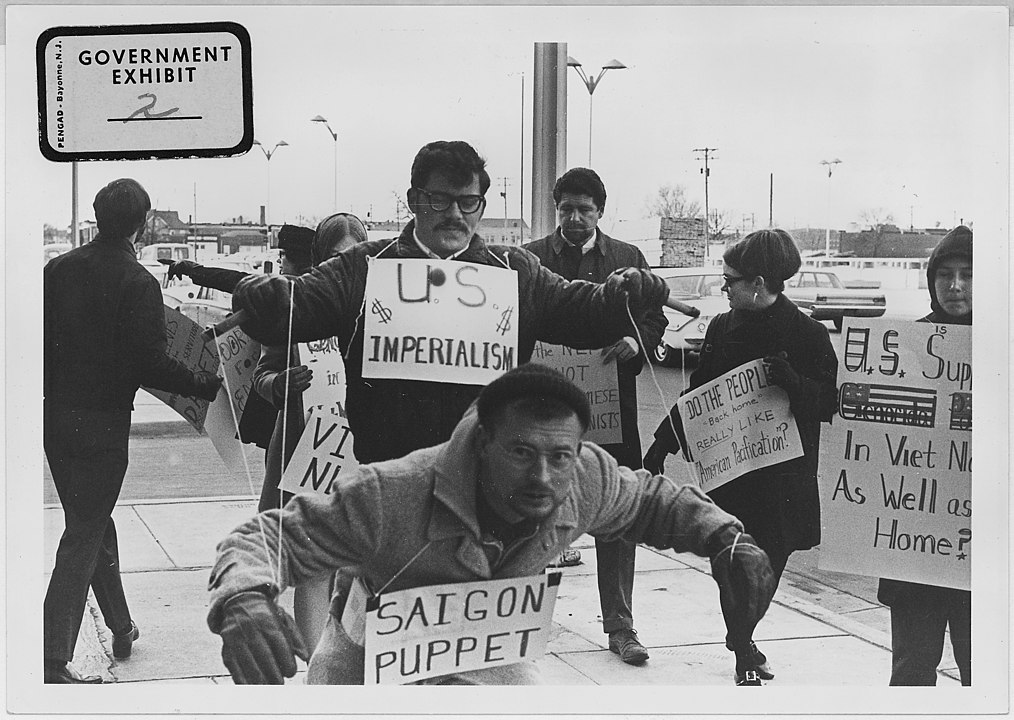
207, 364, 775, 684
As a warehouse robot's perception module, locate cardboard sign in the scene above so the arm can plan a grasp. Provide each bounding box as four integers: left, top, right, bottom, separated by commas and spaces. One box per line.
531, 342, 621, 445
818, 319, 971, 590
678, 358, 803, 492
298, 338, 348, 420
202, 323, 261, 474
365, 572, 562, 685
144, 305, 217, 431
278, 409, 359, 499
362, 258, 519, 385
36, 22, 252, 160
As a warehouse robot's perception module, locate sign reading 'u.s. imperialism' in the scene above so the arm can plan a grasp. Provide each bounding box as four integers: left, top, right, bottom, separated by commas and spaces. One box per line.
362, 259, 519, 386
818, 318, 971, 590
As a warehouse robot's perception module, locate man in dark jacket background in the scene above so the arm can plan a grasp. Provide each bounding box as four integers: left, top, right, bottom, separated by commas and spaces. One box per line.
878, 225, 972, 686
43, 178, 222, 683
523, 167, 663, 665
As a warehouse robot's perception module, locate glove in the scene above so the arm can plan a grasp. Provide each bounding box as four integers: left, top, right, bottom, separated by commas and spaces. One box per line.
600, 337, 638, 364
272, 365, 313, 401
216, 591, 309, 685
165, 259, 200, 282
762, 352, 801, 395
234, 275, 292, 328
708, 529, 776, 652
604, 268, 669, 309
642, 440, 668, 476
191, 370, 223, 401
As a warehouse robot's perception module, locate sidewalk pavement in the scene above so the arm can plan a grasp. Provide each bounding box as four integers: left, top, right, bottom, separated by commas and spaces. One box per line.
43, 495, 964, 686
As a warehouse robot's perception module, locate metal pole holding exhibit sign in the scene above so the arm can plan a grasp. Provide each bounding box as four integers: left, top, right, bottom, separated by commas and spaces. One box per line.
531, 43, 567, 240
71, 162, 79, 247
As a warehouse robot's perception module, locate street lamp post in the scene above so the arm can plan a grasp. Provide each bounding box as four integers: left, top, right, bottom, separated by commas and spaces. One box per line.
820, 158, 842, 257
567, 56, 627, 165
311, 115, 338, 212
253, 139, 289, 228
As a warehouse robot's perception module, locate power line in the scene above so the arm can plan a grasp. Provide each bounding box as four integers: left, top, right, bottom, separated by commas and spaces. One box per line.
693, 147, 718, 243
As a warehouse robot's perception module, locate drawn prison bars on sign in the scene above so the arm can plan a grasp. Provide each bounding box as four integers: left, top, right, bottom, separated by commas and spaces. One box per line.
838, 382, 937, 428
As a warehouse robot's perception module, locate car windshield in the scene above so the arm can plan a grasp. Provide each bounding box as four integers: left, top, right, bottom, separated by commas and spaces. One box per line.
665, 274, 711, 298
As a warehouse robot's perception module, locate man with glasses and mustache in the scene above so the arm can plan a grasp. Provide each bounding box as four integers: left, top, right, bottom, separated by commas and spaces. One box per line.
524, 167, 664, 666
230, 141, 670, 467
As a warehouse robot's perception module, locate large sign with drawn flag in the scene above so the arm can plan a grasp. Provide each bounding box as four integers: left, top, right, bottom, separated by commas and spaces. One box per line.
677, 358, 803, 492
143, 305, 218, 431
818, 319, 971, 590
362, 258, 519, 385
364, 572, 562, 685
531, 342, 621, 445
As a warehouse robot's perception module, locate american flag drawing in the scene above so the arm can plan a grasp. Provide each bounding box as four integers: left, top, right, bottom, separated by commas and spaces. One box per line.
839, 382, 937, 427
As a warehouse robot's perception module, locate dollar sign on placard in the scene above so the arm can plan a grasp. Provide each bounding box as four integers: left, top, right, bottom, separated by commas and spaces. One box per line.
371, 299, 393, 324
495, 306, 514, 335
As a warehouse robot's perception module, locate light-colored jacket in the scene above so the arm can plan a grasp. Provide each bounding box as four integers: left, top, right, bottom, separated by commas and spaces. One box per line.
208, 406, 741, 684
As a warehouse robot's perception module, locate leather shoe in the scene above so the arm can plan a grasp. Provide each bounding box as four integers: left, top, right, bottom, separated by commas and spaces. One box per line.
44, 661, 103, 684
112, 622, 140, 659
735, 668, 763, 686
608, 629, 649, 665
748, 641, 774, 679
548, 549, 582, 568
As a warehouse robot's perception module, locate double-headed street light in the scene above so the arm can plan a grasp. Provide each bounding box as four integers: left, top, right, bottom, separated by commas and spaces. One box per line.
567, 56, 627, 165
820, 158, 842, 257
253, 139, 289, 227
311, 115, 338, 212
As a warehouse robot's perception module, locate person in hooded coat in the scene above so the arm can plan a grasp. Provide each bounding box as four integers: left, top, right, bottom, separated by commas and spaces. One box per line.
877, 225, 972, 686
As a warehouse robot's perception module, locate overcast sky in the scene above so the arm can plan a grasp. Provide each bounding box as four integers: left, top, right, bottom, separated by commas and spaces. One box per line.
8, 4, 1008, 237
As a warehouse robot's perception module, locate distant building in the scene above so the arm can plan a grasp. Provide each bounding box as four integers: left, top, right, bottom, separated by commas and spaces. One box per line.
478, 217, 530, 246
838, 224, 950, 258
659, 217, 707, 267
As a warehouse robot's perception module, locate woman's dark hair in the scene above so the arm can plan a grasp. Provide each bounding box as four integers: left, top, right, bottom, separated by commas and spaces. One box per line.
410, 140, 491, 196
312, 213, 368, 265
723, 228, 801, 294
552, 167, 607, 211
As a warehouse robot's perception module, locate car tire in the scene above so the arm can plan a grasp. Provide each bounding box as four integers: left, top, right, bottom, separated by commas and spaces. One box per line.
653, 342, 681, 368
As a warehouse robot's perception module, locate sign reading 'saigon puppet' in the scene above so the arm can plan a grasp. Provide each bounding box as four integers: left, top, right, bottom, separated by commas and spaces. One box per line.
817, 318, 971, 590
37, 23, 253, 160
363, 258, 519, 385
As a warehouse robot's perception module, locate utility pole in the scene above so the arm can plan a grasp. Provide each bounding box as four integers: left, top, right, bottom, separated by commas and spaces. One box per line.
694, 147, 717, 244
820, 158, 842, 256
499, 177, 510, 240
769, 173, 773, 228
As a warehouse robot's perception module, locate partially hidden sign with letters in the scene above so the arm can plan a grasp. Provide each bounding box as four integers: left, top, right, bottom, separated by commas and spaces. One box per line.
365, 572, 562, 685
202, 322, 261, 475
143, 305, 217, 431
817, 319, 971, 590
298, 338, 348, 420
36, 22, 252, 160
278, 409, 359, 499
678, 358, 803, 492
531, 342, 621, 445
362, 258, 519, 385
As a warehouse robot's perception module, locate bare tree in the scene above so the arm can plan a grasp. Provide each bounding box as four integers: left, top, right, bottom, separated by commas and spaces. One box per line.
708, 208, 734, 241
860, 207, 896, 230
644, 183, 702, 219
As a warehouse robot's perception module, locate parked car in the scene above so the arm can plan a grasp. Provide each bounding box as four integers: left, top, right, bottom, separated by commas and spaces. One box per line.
43, 243, 73, 264
650, 267, 730, 366
161, 257, 255, 329
784, 270, 886, 330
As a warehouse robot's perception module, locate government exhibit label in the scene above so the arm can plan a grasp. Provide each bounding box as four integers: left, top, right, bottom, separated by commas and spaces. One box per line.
36, 22, 252, 160
531, 342, 621, 445
678, 358, 803, 492
364, 572, 562, 685
362, 259, 519, 385
817, 319, 971, 590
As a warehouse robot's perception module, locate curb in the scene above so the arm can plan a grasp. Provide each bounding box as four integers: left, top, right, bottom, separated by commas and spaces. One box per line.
130, 419, 199, 438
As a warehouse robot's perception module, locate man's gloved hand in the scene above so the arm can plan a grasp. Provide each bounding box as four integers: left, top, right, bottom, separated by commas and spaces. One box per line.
216, 591, 309, 685
272, 365, 313, 400
762, 351, 801, 395
164, 259, 200, 282
642, 440, 668, 476
600, 337, 638, 364
234, 275, 292, 327
604, 268, 670, 309
708, 529, 776, 651
192, 370, 223, 401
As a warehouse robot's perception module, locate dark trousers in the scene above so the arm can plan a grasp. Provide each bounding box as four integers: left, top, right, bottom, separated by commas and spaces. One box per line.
889, 586, 971, 686
722, 537, 789, 652
44, 405, 132, 663
595, 537, 636, 633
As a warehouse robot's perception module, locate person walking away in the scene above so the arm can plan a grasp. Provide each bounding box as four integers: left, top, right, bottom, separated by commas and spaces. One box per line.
642, 229, 838, 685
524, 167, 663, 665
878, 225, 972, 686
44, 178, 222, 683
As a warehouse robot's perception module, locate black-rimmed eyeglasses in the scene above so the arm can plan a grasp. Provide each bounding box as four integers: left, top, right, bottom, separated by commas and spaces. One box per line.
412, 188, 486, 214
723, 273, 750, 286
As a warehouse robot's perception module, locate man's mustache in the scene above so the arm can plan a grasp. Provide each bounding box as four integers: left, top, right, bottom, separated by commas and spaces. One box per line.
436, 221, 469, 233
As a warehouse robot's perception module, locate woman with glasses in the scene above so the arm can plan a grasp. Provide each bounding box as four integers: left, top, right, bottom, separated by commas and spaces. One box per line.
642, 229, 838, 686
